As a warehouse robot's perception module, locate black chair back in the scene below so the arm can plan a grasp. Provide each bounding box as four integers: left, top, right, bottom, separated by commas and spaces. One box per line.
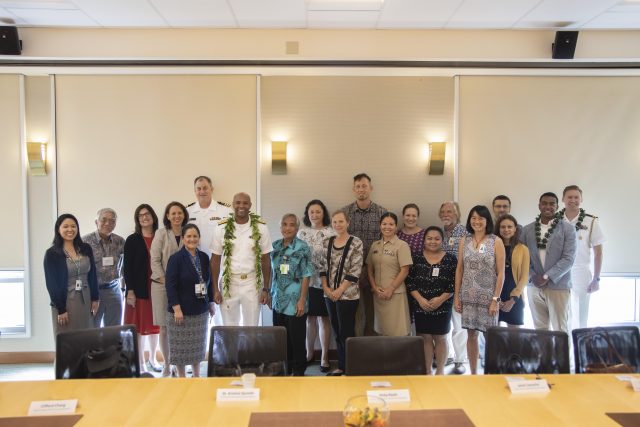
55, 325, 140, 379
572, 326, 640, 373
484, 327, 570, 374
345, 336, 426, 376
207, 326, 287, 377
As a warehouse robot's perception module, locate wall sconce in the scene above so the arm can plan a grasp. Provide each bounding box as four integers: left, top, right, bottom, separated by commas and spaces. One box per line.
428, 142, 446, 175
27, 142, 47, 176
271, 141, 287, 175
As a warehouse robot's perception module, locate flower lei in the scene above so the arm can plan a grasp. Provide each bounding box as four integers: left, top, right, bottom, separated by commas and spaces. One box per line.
534, 213, 562, 249
558, 208, 586, 231
221, 213, 264, 298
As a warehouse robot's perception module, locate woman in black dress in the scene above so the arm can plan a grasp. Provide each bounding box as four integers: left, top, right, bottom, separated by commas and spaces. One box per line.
406, 226, 456, 375
496, 215, 529, 327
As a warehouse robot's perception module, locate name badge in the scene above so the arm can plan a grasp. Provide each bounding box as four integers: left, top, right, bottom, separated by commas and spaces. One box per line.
280, 264, 290, 275
479, 244, 486, 254
195, 283, 207, 297
448, 237, 454, 247
75, 279, 83, 291
432, 267, 440, 277
102, 256, 114, 266
367, 389, 411, 403
216, 388, 260, 402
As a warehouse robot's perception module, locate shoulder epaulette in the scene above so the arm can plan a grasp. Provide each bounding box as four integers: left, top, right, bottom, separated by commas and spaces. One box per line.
585, 213, 597, 219
186, 202, 195, 208
257, 218, 267, 224
218, 201, 231, 207
218, 218, 229, 225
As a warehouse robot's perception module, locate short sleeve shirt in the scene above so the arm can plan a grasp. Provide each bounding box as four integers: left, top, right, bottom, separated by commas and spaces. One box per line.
297, 226, 336, 288
343, 201, 387, 261
442, 223, 468, 257
366, 236, 413, 294
187, 200, 232, 258
211, 218, 273, 274
564, 213, 605, 268
270, 238, 314, 316
82, 231, 125, 285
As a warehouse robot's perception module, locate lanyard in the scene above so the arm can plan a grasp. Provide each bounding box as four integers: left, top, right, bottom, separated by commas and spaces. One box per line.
64, 249, 81, 278
189, 251, 204, 283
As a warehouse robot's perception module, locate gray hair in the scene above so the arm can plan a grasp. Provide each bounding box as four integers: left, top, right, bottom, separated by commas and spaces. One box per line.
439, 201, 461, 221
281, 213, 300, 228
96, 207, 117, 220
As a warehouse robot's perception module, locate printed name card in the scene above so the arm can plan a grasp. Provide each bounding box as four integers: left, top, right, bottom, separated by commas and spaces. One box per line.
216, 388, 260, 402
631, 379, 640, 392
370, 381, 392, 388
367, 389, 411, 403
28, 400, 78, 415
507, 379, 550, 394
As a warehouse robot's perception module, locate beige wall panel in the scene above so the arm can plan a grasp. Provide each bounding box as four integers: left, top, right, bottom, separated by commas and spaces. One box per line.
0, 75, 24, 268
459, 76, 640, 273
261, 76, 454, 240
56, 75, 256, 237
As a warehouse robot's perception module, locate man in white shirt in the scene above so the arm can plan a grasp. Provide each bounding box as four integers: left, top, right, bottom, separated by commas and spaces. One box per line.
211, 193, 273, 326
561, 185, 605, 329
186, 176, 232, 258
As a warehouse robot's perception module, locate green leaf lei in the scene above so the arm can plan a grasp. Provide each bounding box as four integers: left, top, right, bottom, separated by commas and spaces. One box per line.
534, 212, 562, 249
558, 208, 586, 231
221, 213, 264, 298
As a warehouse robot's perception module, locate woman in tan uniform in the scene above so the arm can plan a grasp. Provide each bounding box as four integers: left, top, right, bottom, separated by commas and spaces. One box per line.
367, 212, 413, 336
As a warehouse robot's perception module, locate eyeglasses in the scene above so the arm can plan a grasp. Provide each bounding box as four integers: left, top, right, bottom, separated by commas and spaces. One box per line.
138, 212, 152, 219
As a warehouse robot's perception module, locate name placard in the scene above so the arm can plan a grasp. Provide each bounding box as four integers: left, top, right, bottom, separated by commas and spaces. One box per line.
216, 388, 260, 402
370, 381, 392, 388
28, 400, 78, 416
367, 389, 410, 403
508, 379, 550, 394
631, 378, 640, 392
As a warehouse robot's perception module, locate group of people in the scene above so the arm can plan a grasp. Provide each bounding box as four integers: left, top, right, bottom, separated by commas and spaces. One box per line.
44, 173, 604, 377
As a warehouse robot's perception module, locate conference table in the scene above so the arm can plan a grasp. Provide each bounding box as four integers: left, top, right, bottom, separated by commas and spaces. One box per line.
0, 374, 638, 426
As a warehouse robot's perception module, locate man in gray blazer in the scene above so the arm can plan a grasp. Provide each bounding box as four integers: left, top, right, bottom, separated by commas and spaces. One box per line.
521, 192, 577, 334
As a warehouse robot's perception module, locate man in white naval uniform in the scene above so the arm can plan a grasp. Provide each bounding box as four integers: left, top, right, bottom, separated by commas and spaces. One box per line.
186, 176, 232, 258
211, 193, 273, 326
561, 185, 605, 329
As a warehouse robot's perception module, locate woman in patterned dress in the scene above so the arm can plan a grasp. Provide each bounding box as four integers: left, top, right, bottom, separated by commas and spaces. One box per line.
454, 205, 505, 375
397, 203, 426, 255
297, 199, 335, 372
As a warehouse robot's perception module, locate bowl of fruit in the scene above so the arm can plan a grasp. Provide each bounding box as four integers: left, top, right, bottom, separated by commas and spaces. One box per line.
343, 395, 390, 427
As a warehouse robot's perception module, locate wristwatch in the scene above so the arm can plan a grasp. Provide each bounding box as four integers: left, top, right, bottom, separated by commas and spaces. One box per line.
492, 297, 501, 303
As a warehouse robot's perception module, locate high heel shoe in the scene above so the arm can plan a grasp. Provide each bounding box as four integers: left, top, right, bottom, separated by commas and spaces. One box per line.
320, 364, 331, 373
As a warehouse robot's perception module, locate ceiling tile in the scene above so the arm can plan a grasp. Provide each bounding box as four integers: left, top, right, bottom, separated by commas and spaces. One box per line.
446, 0, 540, 29
150, 0, 236, 27
308, 10, 378, 28
582, 11, 640, 29
6, 7, 97, 26
516, 0, 620, 27
72, 0, 167, 27
377, 0, 463, 28
229, 0, 306, 27
306, 0, 383, 11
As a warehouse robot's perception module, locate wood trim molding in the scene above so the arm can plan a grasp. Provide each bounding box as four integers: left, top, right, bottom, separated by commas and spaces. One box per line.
0, 352, 55, 364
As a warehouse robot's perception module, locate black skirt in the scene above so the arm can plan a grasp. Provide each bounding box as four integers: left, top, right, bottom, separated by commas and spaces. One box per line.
414, 310, 452, 335
307, 287, 329, 317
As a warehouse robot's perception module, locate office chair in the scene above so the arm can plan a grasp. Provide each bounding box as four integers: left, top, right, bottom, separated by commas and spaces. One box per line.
207, 326, 287, 377
345, 336, 426, 376
572, 326, 640, 374
55, 325, 140, 379
484, 327, 570, 374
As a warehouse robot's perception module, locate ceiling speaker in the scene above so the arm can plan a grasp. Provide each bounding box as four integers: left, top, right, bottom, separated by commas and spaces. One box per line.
0, 26, 22, 55
552, 31, 578, 60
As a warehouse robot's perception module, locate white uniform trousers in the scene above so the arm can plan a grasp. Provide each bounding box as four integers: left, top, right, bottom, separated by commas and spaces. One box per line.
570, 267, 593, 329
449, 310, 468, 363
220, 274, 261, 326
527, 286, 571, 334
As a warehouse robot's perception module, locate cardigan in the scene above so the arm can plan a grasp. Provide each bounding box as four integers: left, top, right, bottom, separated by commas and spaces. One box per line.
123, 232, 152, 299
43, 243, 99, 314
165, 247, 213, 316
509, 243, 530, 298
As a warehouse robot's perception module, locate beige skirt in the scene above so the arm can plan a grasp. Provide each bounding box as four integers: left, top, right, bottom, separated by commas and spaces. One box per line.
151, 281, 168, 327
373, 291, 411, 336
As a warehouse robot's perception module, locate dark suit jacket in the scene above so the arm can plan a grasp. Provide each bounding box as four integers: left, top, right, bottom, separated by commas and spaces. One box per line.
43, 243, 99, 314
123, 233, 151, 299
165, 247, 212, 315
521, 219, 577, 290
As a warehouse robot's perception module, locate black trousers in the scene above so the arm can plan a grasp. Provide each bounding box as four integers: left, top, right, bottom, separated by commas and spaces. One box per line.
272, 311, 308, 376
325, 298, 359, 371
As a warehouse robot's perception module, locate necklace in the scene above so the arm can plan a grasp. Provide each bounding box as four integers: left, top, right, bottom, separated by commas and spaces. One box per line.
535, 213, 562, 249
558, 208, 586, 231
221, 213, 264, 298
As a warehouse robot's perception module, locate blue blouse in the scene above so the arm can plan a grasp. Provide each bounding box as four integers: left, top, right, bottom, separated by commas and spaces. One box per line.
270, 237, 313, 316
